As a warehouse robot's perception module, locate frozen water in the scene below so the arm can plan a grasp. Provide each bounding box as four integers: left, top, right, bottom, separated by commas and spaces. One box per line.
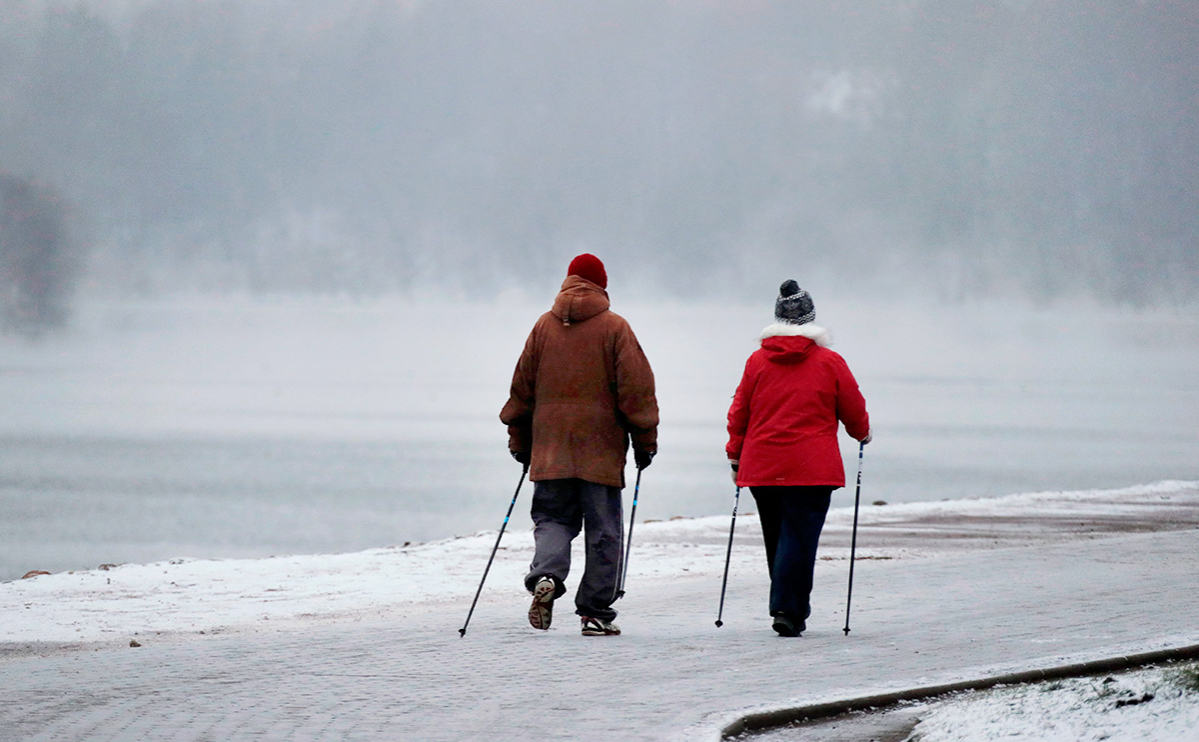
1, 295, 1196, 580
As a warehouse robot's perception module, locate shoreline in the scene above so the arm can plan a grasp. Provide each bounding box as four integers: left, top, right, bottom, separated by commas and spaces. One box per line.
2, 482, 1197, 741
3, 480, 1196, 647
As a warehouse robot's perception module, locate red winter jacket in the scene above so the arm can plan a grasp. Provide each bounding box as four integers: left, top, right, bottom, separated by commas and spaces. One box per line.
726, 323, 869, 488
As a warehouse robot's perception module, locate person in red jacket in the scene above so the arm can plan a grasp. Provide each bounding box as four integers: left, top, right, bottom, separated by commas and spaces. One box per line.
726, 280, 871, 637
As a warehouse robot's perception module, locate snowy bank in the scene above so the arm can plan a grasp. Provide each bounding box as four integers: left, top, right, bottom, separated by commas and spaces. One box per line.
906, 663, 1199, 742
4, 480, 1196, 646
2, 481, 1198, 742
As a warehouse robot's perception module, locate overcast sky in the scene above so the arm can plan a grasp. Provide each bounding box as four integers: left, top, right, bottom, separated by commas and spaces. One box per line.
1, 0, 1195, 303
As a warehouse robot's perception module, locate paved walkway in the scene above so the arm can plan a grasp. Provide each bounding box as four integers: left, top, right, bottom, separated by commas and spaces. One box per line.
3, 519, 1198, 741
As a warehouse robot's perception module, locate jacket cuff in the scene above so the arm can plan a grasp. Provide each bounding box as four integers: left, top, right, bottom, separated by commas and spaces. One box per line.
507, 424, 532, 453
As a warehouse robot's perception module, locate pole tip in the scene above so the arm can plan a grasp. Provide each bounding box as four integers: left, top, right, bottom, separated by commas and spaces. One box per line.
842, 627, 850, 636
715, 620, 723, 628
458, 628, 466, 637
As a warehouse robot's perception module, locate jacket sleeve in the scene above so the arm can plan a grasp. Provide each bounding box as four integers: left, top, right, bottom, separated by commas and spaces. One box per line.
613, 321, 659, 453
499, 320, 541, 454
833, 354, 870, 441
725, 356, 758, 460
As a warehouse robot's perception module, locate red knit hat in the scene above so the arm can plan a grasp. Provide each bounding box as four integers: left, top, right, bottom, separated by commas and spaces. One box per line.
567, 253, 607, 289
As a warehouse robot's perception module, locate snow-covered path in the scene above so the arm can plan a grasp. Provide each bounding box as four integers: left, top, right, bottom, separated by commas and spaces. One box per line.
2, 483, 1198, 741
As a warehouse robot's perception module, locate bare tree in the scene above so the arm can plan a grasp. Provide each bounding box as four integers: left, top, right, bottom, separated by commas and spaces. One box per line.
1, 174, 77, 338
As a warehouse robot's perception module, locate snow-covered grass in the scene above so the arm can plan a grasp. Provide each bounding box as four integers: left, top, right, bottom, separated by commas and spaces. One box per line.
3, 480, 1195, 646
907, 662, 1199, 742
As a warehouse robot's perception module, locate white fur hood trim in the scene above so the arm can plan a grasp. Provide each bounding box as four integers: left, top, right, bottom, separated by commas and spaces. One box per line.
758, 322, 833, 347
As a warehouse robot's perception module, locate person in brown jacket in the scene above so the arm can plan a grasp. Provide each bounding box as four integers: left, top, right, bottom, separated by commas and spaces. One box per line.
500, 254, 659, 636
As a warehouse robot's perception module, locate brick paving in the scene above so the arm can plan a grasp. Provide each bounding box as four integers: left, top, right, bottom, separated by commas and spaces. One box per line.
3, 526, 1198, 742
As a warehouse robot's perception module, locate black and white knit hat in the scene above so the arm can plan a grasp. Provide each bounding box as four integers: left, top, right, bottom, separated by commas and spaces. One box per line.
774, 280, 816, 325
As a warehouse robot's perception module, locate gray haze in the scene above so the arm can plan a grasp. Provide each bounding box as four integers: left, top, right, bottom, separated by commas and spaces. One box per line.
1, 0, 1196, 303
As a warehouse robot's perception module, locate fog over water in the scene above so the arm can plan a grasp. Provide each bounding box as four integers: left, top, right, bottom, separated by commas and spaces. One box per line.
1, 2, 1197, 578
1, 0, 1196, 301
1, 295, 1196, 580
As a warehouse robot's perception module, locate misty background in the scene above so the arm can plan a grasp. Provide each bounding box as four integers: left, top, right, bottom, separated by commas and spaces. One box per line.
1, 0, 1196, 312
2, 1, 1198, 580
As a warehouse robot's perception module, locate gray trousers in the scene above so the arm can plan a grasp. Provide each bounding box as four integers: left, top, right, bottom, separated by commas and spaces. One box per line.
524, 478, 623, 622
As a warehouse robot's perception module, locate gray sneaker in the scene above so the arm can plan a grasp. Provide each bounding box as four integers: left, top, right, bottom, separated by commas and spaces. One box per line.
528, 576, 556, 630
580, 616, 621, 636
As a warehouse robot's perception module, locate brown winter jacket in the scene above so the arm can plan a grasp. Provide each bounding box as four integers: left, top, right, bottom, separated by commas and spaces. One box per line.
500, 275, 659, 488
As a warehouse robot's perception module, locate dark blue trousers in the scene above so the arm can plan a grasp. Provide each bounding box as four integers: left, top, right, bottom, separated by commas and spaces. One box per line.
750, 486, 833, 621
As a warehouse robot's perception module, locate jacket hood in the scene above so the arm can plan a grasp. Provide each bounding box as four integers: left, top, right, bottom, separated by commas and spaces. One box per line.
758, 322, 832, 364
551, 275, 610, 325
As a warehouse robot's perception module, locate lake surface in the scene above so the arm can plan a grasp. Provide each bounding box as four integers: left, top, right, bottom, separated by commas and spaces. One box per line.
2, 295, 1196, 580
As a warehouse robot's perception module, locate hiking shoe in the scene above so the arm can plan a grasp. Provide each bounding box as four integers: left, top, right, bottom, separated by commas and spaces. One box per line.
580, 616, 621, 636
528, 576, 556, 630
772, 614, 803, 637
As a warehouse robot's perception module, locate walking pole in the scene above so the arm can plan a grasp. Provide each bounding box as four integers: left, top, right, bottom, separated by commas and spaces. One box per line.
843, 441, 866, 636
714, 485, 741, 627
459, 464, 528, 637
615, 467, 642, 600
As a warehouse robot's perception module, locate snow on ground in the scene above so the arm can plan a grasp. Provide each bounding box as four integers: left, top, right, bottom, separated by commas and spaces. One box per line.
3, 480, 1196, 646
746, 660, 1199, 742
2, 481, 1198, 741
905, 662, 1199, 742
